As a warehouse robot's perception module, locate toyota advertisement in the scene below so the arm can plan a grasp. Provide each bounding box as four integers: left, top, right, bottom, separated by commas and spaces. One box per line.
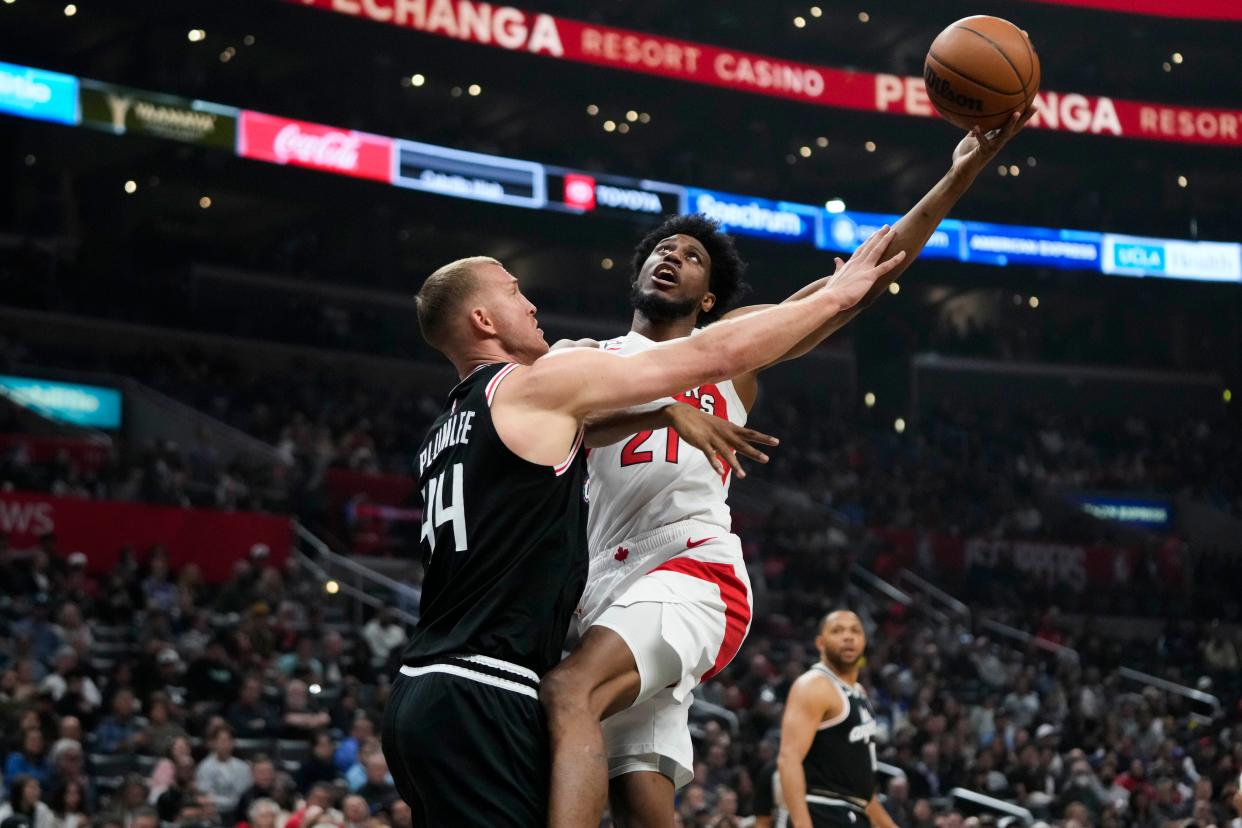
548, 169, 685, 219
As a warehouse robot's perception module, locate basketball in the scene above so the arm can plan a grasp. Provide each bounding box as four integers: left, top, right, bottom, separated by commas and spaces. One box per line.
924, 15, 1041, 132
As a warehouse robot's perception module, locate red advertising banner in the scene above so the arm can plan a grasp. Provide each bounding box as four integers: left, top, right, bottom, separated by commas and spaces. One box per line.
286, 0, 1242, 148
237, 110, 395, 182
1021, 0, 1242, 21
0, 491, 292, 583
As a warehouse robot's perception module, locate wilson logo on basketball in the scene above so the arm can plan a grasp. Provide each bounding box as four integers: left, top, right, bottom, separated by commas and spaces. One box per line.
924, 66, 982, 112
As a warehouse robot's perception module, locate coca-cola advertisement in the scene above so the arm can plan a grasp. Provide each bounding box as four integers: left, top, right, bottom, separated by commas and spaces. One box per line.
237, 110, 394, 182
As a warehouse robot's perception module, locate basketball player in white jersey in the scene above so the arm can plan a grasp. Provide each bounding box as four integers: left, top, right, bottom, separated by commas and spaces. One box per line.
540, 110, 1034, 828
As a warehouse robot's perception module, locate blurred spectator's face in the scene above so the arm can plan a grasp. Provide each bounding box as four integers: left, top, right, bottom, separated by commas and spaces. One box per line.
914, 799, 932, 821
888, 778, 909, 803
57, 745, 84, 774
24, 727, 44, 755
253, 806, 278, 828
343, 796, 369, 823
254, 761, 276, 788
364, 754, 388, 784
132, 815, 157, 828
353, 718, 374, 742
717, 788, 738, 816
314, 734, 335, 760
214, 730, 235, 758
124, 781, 148, 808
1194, 778, 1212, 800
114, 691, 135, 718
389, 799, 412, 828
816, 611, 865, 671
684, 785, 707, 810
21, 778, 41, 807
242, 679, 262, 704
287, 682, 309, 709
707, 744, 727, 769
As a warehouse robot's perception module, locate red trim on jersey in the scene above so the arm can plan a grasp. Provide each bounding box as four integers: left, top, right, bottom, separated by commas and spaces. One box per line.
554, 428, 584, 476
484, 363, 519, 407
648, 557, 751, 683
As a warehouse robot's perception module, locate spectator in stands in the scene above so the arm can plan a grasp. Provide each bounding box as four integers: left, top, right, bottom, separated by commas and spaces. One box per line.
127, 805, 157, 828
244, 798, 284, 828
152, 755, 197, 823
284, 783, 341, 828
227, 677, 279, 739
4, 729, 50, 787
340, 795, 369, 828
295, 732, 339, 791
12, 594, 61, 666
280, 680, 330, 739
38, 649, 99, 715
46, 779, 88, 828
193, 726, 251, 820
102, 774, 148, 828
332, 718, 374, 775
0, 776, 54, 828
360, 609, 404, 668
185, 637, 241, 709
142, 695, 188, 757
354, 752, 395, 813
885, 776, 914, 827
50, 606, 90, 655
92, 690, 143, 755
215, 560, 257, 615
277, 635, 324, 681
234, 755, 278, 823
343, 740, 383, 792
47, 740, 93, 812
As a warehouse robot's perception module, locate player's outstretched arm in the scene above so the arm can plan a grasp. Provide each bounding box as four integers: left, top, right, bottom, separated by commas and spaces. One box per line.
723, 108, 1036, 370
518, 227, 904, 419
778, 673, 839, 828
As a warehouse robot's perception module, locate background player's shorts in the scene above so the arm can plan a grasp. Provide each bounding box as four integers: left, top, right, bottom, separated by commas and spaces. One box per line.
801, 798, 872, 827
381, 657, 547, 828
588, 527, 753, 789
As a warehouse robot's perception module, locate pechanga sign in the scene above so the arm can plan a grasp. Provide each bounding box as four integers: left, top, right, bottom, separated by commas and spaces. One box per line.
287, 0, 1242, 148
0, 375, 122, 429
80, 80, 238, 148
1018, 0, 1242, 21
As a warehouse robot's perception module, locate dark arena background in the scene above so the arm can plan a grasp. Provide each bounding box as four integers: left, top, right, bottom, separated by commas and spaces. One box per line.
1, 1, 1241, 826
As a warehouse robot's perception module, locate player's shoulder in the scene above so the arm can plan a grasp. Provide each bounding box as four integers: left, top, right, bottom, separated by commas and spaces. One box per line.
790, 667, 837, 696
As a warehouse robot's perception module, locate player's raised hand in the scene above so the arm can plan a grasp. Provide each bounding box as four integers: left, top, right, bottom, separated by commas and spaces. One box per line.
820, 226, 906, 310
951, 107, 1036, 175
664, 403, 778, 479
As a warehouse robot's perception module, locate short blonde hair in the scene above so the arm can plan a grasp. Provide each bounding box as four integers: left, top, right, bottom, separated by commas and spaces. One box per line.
415, 256, 501, 350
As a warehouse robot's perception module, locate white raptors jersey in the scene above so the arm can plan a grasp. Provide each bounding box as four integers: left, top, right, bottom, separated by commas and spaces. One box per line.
584, 330, 747, 593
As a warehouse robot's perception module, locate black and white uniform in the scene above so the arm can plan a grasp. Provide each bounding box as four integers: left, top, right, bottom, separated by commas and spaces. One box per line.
791, 665, 878, 827
381, 363, 588, 828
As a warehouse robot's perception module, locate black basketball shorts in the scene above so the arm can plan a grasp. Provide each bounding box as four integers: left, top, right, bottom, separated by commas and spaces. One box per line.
381, 655, 547, 828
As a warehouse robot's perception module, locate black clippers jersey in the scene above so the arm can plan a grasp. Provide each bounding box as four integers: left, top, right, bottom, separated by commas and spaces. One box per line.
400, 363, 589, 676
803, 664, 878, 804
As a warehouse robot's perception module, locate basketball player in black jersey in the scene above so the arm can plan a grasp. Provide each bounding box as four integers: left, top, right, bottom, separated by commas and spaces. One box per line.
778, 610, 896, 828
380, 241, 907, 827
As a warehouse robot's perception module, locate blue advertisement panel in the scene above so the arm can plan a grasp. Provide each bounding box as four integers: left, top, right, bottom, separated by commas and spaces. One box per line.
394, 140, 546, 209
962, 222, 1103, 270
821, 211, 963, 260
0, 375, 122, 429
1067, 493, 1172, 530
0, 61, 78, 125
685, 188, 818, 245
1101, 234, 1242, 282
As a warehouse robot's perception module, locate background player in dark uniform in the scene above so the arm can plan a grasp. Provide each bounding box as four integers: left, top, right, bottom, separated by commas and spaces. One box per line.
778, 611, 897, 828
381, 246, 907, 827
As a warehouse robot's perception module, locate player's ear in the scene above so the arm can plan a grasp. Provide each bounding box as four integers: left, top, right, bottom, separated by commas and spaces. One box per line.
814, 632, 826, 654
700, 291, 717, 314
467, 303, 497, 337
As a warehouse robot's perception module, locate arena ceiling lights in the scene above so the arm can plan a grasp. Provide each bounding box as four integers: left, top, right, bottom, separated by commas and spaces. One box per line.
284, 0, 1242, 148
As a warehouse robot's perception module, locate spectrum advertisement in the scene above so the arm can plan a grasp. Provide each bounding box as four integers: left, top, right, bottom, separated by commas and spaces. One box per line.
0, 61, 78, 125
0, 375, 122, 430
685, 188, 819, 246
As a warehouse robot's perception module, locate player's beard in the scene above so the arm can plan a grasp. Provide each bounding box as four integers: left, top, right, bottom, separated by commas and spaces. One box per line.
825, 650, 862, 675
630, 282, 699, 323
